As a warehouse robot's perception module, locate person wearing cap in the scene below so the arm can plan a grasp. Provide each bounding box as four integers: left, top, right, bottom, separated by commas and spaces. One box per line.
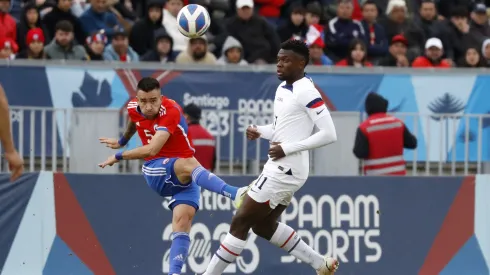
85, 30, 107, 60
16, 28, 45, 59
412, 37, 451, 67
183, 104, 216, 171
378, 34, 409, 66
218, 0, 280, 64
469, 3, 490, 38
353, 93, 417, 176
0, 37, 18, 60
16, 2, 49, 52
176, 35, 216, 64
103, 27, 139, 62
44, 20, 88, 60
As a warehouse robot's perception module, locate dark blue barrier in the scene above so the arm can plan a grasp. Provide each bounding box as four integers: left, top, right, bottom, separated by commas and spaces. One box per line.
2, 65, 490, 161
1, 173, 488, 274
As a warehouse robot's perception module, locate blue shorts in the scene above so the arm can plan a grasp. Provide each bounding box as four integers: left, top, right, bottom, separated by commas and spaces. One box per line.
142, 157, 200, 211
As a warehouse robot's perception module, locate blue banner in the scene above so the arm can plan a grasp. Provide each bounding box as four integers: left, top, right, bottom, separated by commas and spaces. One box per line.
1, 173, 489, 275
2, 65, 490, 161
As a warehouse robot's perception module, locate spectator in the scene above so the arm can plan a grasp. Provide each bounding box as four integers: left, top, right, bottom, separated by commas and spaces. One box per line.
481, 38, 490, 66
183, 103, 216, 171
103, 28, 138, 61
277, 7, 308, 42
353, 92, 417, 176
79, 0, 130, 41
446, 6, 480, 62
379, 0, 424, 61
16, 28, 45, 59
162, 0, 187, 52
42, 0, 86, 44
217, 0, 280, 64
0, 37, 18, 59
415, 0, 449, 51
129, 0, 163, 55
457, 47, 485, 67
336, 38, 373, 67
469, 3, 490, 42
305, 24, 333, 65
17, 3, 49, 51
217, 36, 248, 65
176, 36, 216, 64
85, 30, 106, 60
0, 0, 17, 41
361, 0, 388, 60
325, 0, 365, 60
412, 37, 451, 67
378, 34, 409, 66
305, 2, 322, 26
44, 20, 87, 60
141, 28, 178, 62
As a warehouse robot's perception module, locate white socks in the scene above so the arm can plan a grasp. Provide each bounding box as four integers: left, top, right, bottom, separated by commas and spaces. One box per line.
270, 222, 324, 270
203, 233, 246, 275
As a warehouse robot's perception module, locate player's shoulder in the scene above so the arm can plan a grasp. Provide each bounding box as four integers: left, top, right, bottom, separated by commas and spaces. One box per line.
294, 77, 320, 96
160, 97, 182, 116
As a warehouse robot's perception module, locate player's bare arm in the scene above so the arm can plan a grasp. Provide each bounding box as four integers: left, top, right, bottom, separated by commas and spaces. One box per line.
0, 84, 24, 181
99, 120, 137, 149
98, 130, 170, 168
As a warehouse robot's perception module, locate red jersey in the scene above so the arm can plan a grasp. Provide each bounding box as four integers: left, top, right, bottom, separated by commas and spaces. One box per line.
127, 96, 195, 161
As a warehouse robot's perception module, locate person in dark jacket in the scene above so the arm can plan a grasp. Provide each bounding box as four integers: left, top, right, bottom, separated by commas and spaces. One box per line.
129, 0, 164, 55
141, 28, 178, 62
353, 93, 417, 160
457, 46, 486, 67
277, 6, 308, 42
446, 6, 481, 62
378, 34, 409, 66
42, 0, 86, 44
360, 0, 388, 60
16, 2, 49, 51
414, 0, 451, 59
325, 0, 365, 59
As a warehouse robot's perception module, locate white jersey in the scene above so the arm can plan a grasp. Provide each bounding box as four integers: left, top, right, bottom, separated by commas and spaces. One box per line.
263, 77, 329, 179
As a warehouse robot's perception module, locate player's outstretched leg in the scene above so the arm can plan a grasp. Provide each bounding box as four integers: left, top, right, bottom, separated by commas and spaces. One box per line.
253, 218, 339, 275
174, 158, 246, 205
168, 204, 195, 275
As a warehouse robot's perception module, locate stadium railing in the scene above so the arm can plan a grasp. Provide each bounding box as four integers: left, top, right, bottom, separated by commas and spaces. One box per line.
2, 107, 488, 176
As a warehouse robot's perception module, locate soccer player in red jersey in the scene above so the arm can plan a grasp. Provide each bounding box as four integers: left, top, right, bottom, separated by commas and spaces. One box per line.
98, 77, 245, 275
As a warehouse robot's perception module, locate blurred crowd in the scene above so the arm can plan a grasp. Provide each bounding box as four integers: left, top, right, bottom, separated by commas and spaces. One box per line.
1, 0, 490, 68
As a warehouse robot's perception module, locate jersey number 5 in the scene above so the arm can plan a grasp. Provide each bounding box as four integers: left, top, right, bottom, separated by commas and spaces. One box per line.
143, 129, 153, 143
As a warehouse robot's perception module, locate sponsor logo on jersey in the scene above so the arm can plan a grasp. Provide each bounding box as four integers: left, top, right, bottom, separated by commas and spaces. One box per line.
163, 158, 170, 164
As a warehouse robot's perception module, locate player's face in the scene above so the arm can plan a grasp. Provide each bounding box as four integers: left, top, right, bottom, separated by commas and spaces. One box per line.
137, 89, 162, 118
276, 49, 304, 81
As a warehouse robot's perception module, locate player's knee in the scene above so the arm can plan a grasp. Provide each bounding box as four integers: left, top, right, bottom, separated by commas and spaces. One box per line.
174, 158, 201, 183
172, 204, 196, 232
251, 221, 276, 239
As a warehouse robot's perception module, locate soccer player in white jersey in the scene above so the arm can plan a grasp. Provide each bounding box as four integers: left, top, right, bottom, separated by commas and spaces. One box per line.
202, 40, 339, 275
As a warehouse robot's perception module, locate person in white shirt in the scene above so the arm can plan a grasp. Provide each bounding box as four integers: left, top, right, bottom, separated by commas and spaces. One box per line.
162, 0, 188, 52
203, 40, 339, 275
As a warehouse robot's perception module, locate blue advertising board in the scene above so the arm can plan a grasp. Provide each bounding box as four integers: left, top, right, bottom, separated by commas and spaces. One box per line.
1, 173, 489, 275
1, 66, 490, 161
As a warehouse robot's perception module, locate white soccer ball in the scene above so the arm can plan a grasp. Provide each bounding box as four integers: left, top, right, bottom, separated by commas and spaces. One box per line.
176, 4, 211, 38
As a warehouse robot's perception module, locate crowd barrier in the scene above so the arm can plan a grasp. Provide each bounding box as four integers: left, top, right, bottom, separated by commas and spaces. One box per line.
0, 173, 489, 275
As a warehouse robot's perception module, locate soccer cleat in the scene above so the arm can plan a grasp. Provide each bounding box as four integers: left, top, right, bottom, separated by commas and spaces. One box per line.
316, 256, 339, 275
233, 181, 254, 209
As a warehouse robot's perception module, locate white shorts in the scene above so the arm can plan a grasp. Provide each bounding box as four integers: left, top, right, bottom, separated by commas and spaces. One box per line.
247, 170, 306, 209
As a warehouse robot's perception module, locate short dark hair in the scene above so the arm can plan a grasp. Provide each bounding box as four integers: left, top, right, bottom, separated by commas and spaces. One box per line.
55, 20, 74, 33
137, 77, 160, 92
280, 39, 310, 66
363, 0, 377, 8
184, 103, 202, 120
450, 5, 468, 18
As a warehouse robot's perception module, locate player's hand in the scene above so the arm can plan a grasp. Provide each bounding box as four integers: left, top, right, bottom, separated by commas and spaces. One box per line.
98, 155, 119, 168
5, 150, 24, 181
246, 125, 260, 140
99, 137, 122, 149
268, 143, 286, 161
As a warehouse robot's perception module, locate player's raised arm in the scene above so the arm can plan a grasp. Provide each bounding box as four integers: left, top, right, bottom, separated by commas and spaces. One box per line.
0, 84, 24, 181
278, 91, 337, 157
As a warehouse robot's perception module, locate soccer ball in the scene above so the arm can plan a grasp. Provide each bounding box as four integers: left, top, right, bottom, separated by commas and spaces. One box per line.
177, 4, 211, 38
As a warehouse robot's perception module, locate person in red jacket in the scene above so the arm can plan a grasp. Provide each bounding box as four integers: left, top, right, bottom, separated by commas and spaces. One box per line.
183, 104, 216, 172
412, 37, 452, 68
0, 0, 16, 41
353, 93, 417, 176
